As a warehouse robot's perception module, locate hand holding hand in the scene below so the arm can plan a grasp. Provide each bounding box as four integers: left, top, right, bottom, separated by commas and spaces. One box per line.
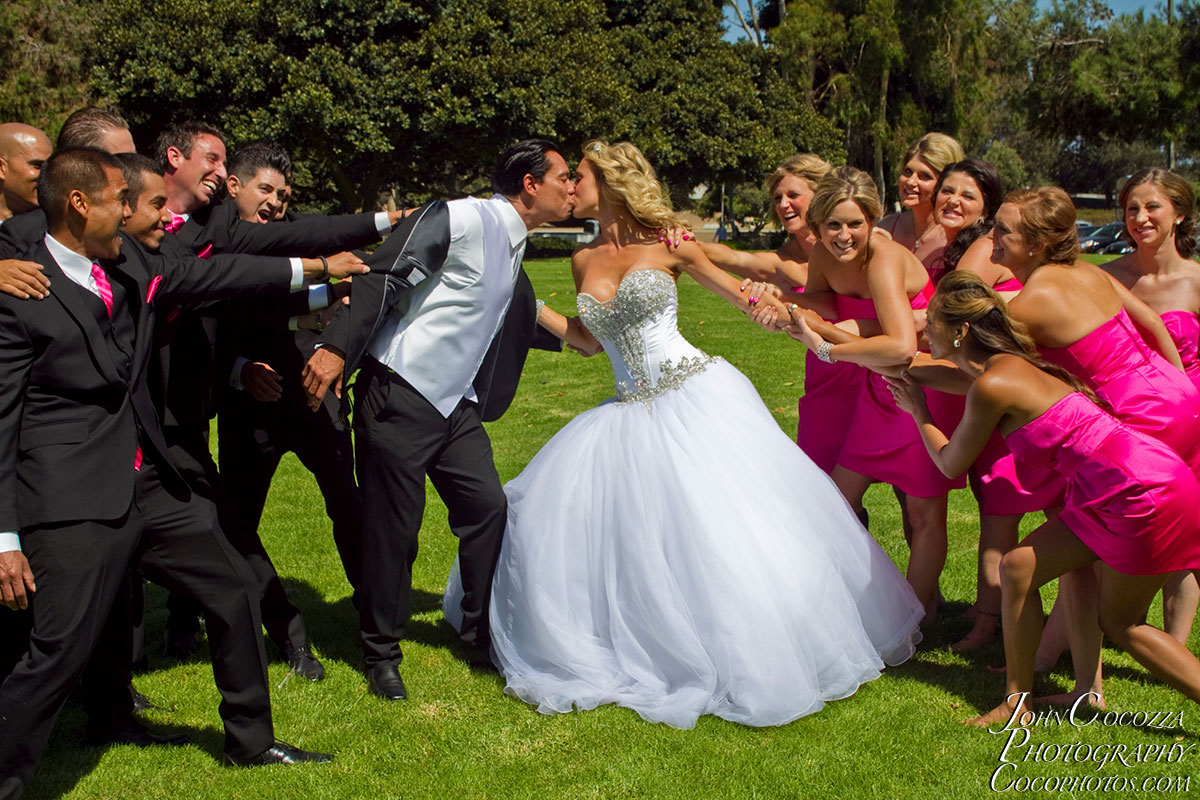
0, 550, 35, 610
0, 259, 50, 300
784, 310, 825, 350
242, 361, 283, 402
302, 347, 346, 410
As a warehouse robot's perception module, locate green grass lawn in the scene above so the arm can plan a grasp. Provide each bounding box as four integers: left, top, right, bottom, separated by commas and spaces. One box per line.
30, 257, 1198, 799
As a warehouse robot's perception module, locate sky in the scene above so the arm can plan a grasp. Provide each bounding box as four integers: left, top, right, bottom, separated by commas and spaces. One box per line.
722, 1, 1161, 41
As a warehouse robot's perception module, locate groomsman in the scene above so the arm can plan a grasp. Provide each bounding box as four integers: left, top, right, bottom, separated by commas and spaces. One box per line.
56, 106, 137, 154
0, 123, 51, 222
216, 144, 364, 596
302, 139, 572, 700
0, 148, 346, 799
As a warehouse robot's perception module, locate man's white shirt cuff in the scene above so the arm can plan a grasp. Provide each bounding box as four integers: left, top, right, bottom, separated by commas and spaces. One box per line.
0, 533, 20, 554
289, 258, 304, 289
375, 212, 390, 235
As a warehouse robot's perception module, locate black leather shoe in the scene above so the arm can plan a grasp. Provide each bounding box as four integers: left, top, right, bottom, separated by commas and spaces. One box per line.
224, 739, 332, 766
129, 684, 163, 712
86, 718, 188, 748
285, 642, 326, 682
462, 646, 496, 670
366, 662, 407, 700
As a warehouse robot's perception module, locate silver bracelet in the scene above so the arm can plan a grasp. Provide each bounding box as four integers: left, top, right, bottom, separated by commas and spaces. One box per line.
816, 340, 834, 363
535, 299, 546, 319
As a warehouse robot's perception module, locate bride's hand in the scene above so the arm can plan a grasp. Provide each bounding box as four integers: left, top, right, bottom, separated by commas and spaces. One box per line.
740, 280, 784, 330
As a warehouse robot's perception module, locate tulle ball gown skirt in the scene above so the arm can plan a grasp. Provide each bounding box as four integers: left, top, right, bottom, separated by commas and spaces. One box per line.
445, 359, 924, 729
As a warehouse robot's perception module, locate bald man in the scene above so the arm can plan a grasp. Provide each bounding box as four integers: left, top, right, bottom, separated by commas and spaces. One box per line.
0, 124, 52, 222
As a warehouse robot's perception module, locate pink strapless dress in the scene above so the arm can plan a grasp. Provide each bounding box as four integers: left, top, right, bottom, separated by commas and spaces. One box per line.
1162, 310, 1200, 393
967, 274, 1066, 514
1039, 309, 1200, 476
823, 282, 964, 497
1005, 393, 1200, 574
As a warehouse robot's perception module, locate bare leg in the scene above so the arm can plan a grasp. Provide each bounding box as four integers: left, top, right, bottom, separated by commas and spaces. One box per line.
1040, 565, 1105, 709
1161, 571, 1199, 645
1097, 566, 1200, 704
953, 513, 1022, 653
904, 493, 949, 623
892, 486, 914, 549
966, 518, 1096, 726
832, 466, 874, 515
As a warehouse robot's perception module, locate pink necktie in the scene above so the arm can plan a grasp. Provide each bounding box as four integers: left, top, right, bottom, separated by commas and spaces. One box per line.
164, 214, 186, 234
90, 263, 113, 317
91, 262, 143, 470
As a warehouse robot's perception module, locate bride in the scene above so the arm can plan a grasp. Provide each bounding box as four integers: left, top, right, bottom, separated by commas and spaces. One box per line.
444, 140, 923, 728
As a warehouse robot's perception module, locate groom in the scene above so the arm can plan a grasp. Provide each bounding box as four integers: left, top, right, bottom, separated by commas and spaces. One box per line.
302, 140, 574, 699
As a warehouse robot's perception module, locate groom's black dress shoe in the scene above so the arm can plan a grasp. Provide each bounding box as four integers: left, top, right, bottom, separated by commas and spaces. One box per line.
224, 740, 332, 766
85, 717, 188, 748
367, 662, 407, 700
285, 642, 326, 682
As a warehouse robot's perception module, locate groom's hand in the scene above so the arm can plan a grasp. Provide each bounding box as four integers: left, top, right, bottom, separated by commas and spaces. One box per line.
303, 346, 346, 410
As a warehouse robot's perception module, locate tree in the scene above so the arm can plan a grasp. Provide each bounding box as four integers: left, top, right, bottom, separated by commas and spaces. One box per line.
0, 1, 94, 134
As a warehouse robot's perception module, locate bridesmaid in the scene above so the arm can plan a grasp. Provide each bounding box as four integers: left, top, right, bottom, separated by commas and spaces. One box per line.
1101, 168, 1200, 644
878, 133, 966, 272
986, 187, 1200, 707
878, 271, 1200, 726
785, 167, 960, 615
933, 160, 1062, 652
701, 153, 832, 293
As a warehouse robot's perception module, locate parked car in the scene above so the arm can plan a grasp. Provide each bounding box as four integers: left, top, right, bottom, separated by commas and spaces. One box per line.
1075, 224, 1098, 241
1079, 222, 1126, 253
1102, 239, 1134, 255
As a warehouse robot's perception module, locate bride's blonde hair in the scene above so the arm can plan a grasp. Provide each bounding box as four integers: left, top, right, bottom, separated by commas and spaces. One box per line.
582, 140, 688, 231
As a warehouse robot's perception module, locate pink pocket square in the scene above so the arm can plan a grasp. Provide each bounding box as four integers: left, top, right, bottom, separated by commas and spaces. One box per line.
146, 275, 163, 303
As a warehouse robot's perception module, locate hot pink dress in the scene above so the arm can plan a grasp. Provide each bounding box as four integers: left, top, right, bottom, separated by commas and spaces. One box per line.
969, 275, 1066, 515
826, 282, 964, 497
1039, 309, 1200, 476
1161, 310, 1200, 393
1005, 393, 1200, 574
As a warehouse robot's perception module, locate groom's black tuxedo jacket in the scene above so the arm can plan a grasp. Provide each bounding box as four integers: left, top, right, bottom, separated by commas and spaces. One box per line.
0, 239, 294, 533
318, 201, 562, 423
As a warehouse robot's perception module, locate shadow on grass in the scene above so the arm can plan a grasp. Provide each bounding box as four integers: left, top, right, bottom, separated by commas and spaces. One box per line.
282, 580, 464, 672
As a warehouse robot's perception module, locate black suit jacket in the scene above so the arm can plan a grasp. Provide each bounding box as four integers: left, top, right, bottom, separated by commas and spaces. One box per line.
0, 210, 49, 259
319, 201, 562, 423
172, 197, 384, 257
0, 240, 294, 532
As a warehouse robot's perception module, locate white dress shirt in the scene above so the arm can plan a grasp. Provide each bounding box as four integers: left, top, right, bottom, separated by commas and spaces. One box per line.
368, 195, 527, 417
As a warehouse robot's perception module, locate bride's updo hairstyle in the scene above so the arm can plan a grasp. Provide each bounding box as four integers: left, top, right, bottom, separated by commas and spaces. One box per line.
1118, 168, 1196, 257
582, 140, 687, 231
805, 166, 883, 232
1003, 187, 1079, 264
931, 270, 1101, 405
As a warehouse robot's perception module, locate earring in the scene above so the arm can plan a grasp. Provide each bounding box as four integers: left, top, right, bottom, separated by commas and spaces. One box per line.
1027, 250, 1033, 257
953, 337, 961, 349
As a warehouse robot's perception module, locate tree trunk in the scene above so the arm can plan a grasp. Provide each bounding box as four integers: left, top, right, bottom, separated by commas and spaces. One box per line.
874, 64, 889, 204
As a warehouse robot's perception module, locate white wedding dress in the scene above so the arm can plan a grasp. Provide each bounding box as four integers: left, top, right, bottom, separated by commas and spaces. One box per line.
444, 268, 923, 728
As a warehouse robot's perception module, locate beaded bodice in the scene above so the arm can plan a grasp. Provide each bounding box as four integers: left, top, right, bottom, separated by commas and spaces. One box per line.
577, 268, 714, 404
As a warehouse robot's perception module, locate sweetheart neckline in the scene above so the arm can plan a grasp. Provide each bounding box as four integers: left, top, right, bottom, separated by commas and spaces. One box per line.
577, 268, 675, 305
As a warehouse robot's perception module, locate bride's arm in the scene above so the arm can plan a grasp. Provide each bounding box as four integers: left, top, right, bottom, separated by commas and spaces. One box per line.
536, 303, 602, 356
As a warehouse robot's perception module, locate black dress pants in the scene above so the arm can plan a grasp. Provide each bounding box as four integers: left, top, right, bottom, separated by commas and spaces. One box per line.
0, 463, 274, 800
163, 426, 309, 653
218, 391, 363, 593
354, 360, 506, 667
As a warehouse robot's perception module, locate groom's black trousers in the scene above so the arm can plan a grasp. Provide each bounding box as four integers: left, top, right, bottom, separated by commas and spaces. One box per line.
354, 358, 506, 667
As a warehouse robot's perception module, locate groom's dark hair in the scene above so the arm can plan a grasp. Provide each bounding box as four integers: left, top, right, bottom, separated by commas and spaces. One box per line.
492, 139, 561, 196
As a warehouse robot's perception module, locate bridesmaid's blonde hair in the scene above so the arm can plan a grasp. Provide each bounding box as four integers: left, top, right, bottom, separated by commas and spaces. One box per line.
902, 132, 965, 177
765, 153, 832, 223
582, 140, 687, 231
806, 166, 883, 231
